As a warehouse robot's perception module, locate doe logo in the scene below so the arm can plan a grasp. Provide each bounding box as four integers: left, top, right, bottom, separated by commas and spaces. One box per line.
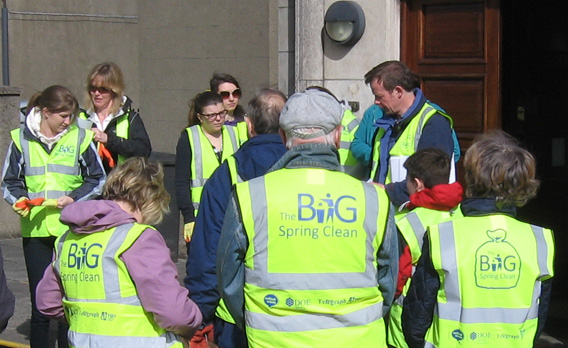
475, 229, 521, 289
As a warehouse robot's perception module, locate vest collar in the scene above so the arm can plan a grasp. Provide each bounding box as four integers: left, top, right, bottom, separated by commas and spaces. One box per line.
460, 197, 517, 217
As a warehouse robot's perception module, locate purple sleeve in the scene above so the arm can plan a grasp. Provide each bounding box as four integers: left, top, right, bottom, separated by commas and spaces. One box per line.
36, 260, 66, 319
121, 228, 202, 338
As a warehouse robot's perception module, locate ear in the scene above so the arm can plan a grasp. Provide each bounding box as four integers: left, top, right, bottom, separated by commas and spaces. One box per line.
333, 125, 343, 149
279, 128, 289, 148
394, 86, 405, 99
414, 177, 426, 192
41, 107, 49, 118
245, 116, 256, 137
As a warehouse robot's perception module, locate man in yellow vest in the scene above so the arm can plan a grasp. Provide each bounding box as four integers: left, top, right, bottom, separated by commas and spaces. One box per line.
402, 130, 555, 348
365, 61, 456, 211
217, 88, 398, 348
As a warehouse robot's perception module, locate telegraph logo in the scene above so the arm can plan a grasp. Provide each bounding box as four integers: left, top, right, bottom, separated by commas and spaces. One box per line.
67, 242, 103, 270
297, 193, 356, 223
475, 229, 521, 289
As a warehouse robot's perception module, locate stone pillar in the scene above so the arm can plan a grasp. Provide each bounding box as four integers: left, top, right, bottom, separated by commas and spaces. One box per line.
0, 86, 22, 238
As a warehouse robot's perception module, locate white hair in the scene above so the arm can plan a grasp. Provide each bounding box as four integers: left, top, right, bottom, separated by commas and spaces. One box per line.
285, 127, 338, 148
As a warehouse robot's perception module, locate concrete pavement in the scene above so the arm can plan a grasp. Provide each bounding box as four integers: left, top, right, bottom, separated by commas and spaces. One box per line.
0, 236, 566, 347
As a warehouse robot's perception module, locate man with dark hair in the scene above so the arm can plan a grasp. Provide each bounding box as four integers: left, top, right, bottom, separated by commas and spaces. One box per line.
365, 61, 456, 210
185, 88, 288, 348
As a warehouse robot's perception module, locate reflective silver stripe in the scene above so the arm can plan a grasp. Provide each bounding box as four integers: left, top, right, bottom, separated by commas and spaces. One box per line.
190, 127, 204, 186
225, 126, 239, 153
29, 191, 70, 199
404, 212, 426, 251
69, 330, 181, 348
47, 164, 80, 175
245, 177, 380, 290
190, 178, 207, 188
76, 117, 93, 129
54, 231, 71, 275
532, 225, 551, 277
24, 166, 45, 175
192, 202, 200, 211
414, 106, 435, 151
340, 140, 351, 149
424, 342, 436, 348
394, 293, 404, 305
436, 221, 540, 324
345, 118, 359, 132
246, 301, 382, 332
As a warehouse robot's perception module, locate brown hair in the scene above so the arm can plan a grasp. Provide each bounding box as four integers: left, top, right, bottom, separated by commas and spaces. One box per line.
364, 60, 420, 92
247, 88, 287, 134
404, 148, 451, 189
85, 62, 125, 115
27, 85, 78, 119
103, 157, 170, 225
464, 130, 539, 207
186, 91, 223, 127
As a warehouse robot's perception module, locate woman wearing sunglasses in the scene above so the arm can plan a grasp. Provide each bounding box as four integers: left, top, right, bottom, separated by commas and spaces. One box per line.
175, 91, 241, 247
210, 73, 249, 144
78, 62, 152, 174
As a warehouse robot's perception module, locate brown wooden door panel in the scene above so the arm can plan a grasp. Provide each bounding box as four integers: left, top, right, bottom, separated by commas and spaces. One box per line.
402, 0, 501, 149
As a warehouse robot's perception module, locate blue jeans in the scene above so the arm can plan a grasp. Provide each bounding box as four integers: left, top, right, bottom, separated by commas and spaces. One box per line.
23, 237, 68, 348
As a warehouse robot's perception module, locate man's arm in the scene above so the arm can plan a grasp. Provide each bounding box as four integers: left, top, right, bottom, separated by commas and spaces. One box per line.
186, 163, 232, 323
217, 194, 248, 329
351, 105, 382, 167
377, 204, 399, 315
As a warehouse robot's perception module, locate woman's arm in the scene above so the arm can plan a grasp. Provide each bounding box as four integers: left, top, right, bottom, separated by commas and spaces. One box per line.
175, 131, 196, 223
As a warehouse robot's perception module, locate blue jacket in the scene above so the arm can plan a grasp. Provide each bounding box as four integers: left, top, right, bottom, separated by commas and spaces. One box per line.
185, 134, 286, 322
402, 198, 552, 348
350, 104, 385, 167
377, 89, 455, 207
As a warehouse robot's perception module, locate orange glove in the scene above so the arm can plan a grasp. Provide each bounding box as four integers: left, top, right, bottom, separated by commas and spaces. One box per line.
97, 143, 115, 168
189, 324, 214, 348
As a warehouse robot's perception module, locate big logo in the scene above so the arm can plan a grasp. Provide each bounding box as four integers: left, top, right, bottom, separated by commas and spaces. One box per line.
67, 242, 103, 270
297, 193, 356, 223
58, 145, 76, 154
475, 229, 521, 289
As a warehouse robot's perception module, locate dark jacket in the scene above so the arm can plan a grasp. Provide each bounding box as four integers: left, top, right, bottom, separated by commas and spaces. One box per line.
185, 134, 286, 319
185, 134, 285, 348
84, 97, 152, 173
372, 89, 454, 207
402, 198, 552, 348
0, 246, 15, 333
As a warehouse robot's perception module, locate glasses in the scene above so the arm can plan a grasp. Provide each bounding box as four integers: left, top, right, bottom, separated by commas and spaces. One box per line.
89, 85, 112, 94
199, 110, 227, 120
219, 89, 241, 100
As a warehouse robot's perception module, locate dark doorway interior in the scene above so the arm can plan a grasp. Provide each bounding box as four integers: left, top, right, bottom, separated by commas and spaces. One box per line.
501, 0, 568, 334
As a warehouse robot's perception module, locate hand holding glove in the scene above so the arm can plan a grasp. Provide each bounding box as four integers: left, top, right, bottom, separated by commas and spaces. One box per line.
189, 324, 214, 348
12, 197, 31, 217
184, 222, 195, 243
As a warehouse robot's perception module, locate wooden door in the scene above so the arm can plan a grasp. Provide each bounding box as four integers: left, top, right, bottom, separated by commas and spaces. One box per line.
401, 0, 501, 154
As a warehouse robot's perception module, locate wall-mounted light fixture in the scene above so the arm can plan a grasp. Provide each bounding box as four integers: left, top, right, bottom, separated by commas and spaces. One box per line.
324, 1, 365, 46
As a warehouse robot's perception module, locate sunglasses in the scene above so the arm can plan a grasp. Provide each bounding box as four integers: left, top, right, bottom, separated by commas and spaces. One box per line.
89, 85, 112, 94
199, 110, 228, 120
219, 89, 242, 100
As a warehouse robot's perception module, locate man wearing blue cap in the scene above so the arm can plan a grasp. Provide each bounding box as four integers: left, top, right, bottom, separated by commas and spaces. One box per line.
217, 88, 398, 348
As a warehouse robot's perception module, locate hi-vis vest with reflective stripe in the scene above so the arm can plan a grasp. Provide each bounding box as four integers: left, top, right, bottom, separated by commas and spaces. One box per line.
78, 110, 130, 164
10, 125, 93, 238
388, 207, 461, 348
186, 125, 239, 215
339, 110, 364, 177
235, 168, 390, 348
425, 214, 554, 348
54, 223, 183, 348
370, 103, 454, 184
236, 121, 249, 146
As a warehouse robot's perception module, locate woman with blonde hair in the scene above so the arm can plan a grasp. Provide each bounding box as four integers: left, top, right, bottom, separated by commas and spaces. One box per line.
37, 157, 202, 347
79, 62, 152, 173
2, 85, 105, 348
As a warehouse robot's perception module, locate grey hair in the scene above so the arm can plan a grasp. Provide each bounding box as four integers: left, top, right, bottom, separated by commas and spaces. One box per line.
285, 127, 338, 148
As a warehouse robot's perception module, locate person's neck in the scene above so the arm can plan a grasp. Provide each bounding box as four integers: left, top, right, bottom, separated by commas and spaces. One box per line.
39, 121, 56, 138
225, 110, 235, 123
396, 92, 416, 119
96, 103, 114, 121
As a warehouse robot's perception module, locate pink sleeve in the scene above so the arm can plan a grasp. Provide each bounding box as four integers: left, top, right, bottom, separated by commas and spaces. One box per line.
36, 260, 66, 319
121, 228, 203, 338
